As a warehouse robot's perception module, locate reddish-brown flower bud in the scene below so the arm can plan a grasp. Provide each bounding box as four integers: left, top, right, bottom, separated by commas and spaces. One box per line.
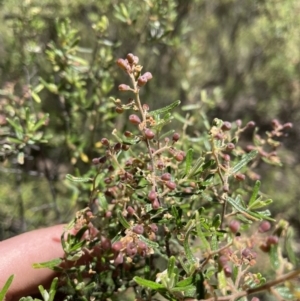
229, 220, 240, 234
99, 156, 107, 164
132, 224, 144, 234
246, 121, 256, 128
115, 106, 124, 114
174, 153, 184, 162
165, 181, 176, 190
266, 235, 279, 246
258, 221, 271, 233
172, 132, 180, 142
235, 173, 246, 181
127, 206, 135, 216
223, 265, 232, 277
260, 243, 270, 253
126, 53, 135, 64
116, 58, 129, 71
124, 130, 132, 137
118, 84, 131, 91
143, 72, 153, 81
148, 190, 157, 201
112, 241, 123, 253
152, 199, 160, 209
150, 223, 158, 232
161, 173, 171, 181
144, 128, 155, 139
129, 114, 141, 125
137, 75, 148, 87
221, 121, 232, 131
101, 138, 110, 146
92, 158, 100, 165
226, 143, 235, 151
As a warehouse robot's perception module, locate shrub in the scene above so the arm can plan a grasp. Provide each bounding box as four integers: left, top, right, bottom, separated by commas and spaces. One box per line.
1, 52, 297, 301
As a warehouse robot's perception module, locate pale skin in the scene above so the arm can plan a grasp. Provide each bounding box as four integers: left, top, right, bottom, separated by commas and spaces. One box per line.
0, 225, 65, 301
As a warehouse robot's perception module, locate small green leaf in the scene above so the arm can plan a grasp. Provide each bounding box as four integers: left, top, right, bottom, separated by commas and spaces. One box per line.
171, 285, 196, 292
184, 230, 197, 267
227, 196, 261, 221
66, 174, 92, 182
167, 256, 176, 279
269, 244, 280, 270
186, 157, 204, 178
285, 227, 298, 265
149, 100, 181, 117
31, 91, 42, 103
32, 114, 50, 132
195, 212, 210, 253
133, 276, 165, 290
139, 235, 159, 249
117, 210, 130, 229
217, 270, 227, 291
249, 180, 261, 206
0, 275, 14, 301
212, 214, 221, 229
176, 276, 194, 287
231, 150, 258, 174
33, 258, 62, 270
185, 149, 193, 175
6, 116, 23, 133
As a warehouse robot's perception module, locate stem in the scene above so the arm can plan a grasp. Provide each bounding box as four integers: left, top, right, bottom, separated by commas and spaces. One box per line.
201, 268, 300, 301
129, 73, 158, 193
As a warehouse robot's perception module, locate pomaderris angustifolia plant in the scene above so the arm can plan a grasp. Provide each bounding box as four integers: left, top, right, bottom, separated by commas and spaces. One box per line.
1, 53, 299, 301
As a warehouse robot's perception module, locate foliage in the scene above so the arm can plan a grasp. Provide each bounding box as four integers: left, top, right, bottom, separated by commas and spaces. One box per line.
0, 0, 300, 300
4, 52, 298, 300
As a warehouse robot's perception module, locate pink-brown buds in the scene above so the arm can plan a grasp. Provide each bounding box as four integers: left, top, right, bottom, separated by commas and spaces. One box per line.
129, 114, 141, 125
172, 132, 180, 142
229, 220, 240, 234
258, 221, 271, 233
144, 128, 155, 140
143, 72, 153, 81
137, 75, 148, 87
246, 121, 256, 128
161, 173, 171, 181
126, 53, 135, 64
148, 190, 157, 201
132, 225, 144, 234
165, 181, 176, 190
118, 84, 131, 91
221, 121, 232, 131
117, 58, 129, 71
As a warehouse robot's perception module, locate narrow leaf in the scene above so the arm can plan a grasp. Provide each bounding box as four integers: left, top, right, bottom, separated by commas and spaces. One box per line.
176, 276, 194, 287
149, 100, 181, 117
133, 276, 165, 290
185, 149, 193, 175
231, 150, 258, 174
249, 180, 261, 206
167, 256, 176, 279
117, 210, 130, 229
195, 212, 210, 253
66, 174, 92, 182
184, 230, 197, 266
171, 285, 196, 292
0, 275, 14, 301
269, 244, 280, 270
33, 258, 62, 270
139, 235, 159, 249
227, 196, 261, 221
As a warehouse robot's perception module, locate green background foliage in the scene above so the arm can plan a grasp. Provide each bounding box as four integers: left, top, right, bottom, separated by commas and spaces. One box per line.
0, 0, 299, 245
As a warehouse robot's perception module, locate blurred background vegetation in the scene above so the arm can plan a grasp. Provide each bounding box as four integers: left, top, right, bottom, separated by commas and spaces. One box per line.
0, 0, 299, 243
